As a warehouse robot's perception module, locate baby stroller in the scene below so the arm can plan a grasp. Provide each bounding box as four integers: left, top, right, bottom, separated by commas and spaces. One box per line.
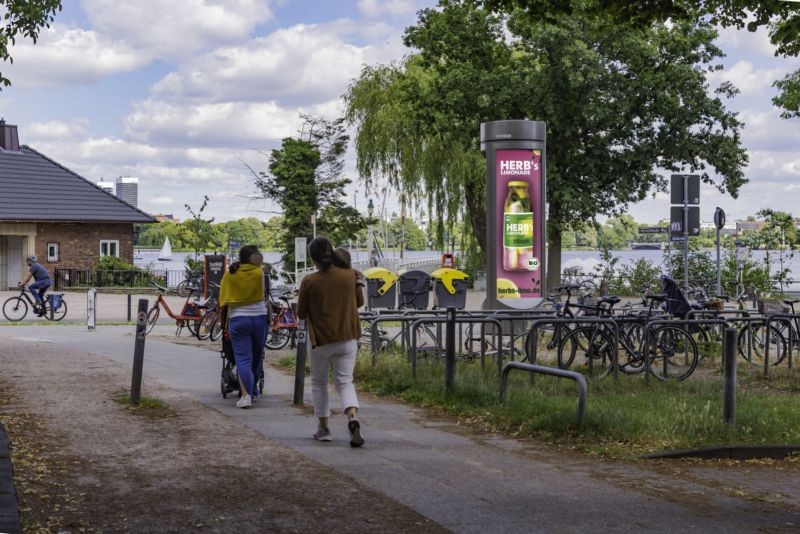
660, 274, 692, 319
219, 306, 266, 399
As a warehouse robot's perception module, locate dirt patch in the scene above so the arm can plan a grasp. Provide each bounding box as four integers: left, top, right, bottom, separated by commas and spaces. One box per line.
0, 339, 445, 533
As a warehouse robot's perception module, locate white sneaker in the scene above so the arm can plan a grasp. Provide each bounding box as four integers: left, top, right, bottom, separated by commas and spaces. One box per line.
236, 395, 252, 409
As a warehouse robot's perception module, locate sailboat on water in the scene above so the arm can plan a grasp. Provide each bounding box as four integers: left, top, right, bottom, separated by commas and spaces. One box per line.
158, 237, 173, 261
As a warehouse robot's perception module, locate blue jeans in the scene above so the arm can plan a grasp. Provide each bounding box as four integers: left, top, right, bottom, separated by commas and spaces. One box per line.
228, 315, 268, 397
29, 278, 51, 305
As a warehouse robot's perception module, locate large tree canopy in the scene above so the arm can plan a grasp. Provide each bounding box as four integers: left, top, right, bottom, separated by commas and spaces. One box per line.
0, 0, 61, 87
345, 0, 747, 287
480, 0, 800, 117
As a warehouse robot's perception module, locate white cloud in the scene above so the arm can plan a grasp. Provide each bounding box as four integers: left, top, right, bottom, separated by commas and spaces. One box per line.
151, 20, 403, 105
737, 109, 800, 151
26, 119, 89, 141
358, 0, 421, 18
123, 99, 308, 147
709, 60, 786, 96
716, 23, 776, 58
82, 0, 273, 60
151, 196, 175, 206
7, 25, 147, 87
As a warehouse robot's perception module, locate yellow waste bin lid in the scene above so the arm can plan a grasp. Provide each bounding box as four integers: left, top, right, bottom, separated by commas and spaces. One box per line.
431, 268, 469, 295
363, 267, 398, 295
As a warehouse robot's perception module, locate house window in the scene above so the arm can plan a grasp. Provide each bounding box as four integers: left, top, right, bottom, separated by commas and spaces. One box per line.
100, 240, 119, 257
47, 242, 59, 262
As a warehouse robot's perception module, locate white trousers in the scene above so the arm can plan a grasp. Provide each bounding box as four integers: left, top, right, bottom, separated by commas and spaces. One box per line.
309, 339, 359, 418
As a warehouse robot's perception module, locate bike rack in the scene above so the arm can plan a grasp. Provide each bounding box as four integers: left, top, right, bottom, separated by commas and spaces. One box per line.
410, 316, 504, 379
499, 361, 588, 428
764, 314, 798, 376
527, 317, 620, 379
643, 319, 728, 383
466, 311, 554, 369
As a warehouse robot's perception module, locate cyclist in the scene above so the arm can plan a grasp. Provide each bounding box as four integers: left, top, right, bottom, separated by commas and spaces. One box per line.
20, 255, 51, 316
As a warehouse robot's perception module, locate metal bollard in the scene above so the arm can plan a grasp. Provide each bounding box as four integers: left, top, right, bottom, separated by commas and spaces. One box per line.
293, 320, 308, 405
87, 288, 97, 331
723, 327, 737, 427
445, 307, 456, 395
130, 299, 149, 405
127, 293, 132, 322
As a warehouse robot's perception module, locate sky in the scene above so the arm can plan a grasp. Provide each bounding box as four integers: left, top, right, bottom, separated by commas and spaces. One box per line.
1, 0, 798, 225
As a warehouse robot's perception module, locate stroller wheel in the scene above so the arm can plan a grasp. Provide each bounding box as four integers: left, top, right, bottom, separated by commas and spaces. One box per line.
221, 378, 228, 399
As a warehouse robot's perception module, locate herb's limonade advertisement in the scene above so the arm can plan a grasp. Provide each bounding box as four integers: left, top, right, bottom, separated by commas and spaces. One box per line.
495, 149, 543, 308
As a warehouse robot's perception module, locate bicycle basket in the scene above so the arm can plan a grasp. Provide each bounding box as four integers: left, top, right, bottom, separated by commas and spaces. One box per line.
757, 300, 786, 315
707, 298, 724, 311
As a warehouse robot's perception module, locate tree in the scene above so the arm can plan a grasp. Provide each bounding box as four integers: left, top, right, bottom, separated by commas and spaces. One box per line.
254, 116, 366, 276
184, 196, 216, 259
223, 217, 265, 247
0, 0, 62, 88
346, 1, 747, 290
479, 1, 800, 118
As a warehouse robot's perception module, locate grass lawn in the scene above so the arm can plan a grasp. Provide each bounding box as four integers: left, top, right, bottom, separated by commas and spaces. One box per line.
351, 350, 800, 459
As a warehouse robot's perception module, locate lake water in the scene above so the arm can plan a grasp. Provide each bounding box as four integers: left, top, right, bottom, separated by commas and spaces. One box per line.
135, 247, 800, 287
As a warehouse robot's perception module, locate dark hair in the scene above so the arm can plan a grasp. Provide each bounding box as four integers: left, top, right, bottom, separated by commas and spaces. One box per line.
309, 236, 348, 271
229, 244, 260, 274
333, 247, 351, 268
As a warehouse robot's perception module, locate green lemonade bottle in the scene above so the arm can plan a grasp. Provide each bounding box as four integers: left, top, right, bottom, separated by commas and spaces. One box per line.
503, 181, 534, 271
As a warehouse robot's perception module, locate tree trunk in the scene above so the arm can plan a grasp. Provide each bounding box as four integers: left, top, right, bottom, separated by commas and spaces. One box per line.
464, 181, 486, 256
546, 221, 562, 293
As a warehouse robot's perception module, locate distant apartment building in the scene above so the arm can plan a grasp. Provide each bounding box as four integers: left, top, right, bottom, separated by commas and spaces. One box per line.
115, 176, 139, 208
736, 220, 766, 234
96, 180, 115, 195
153, 213, 178, 223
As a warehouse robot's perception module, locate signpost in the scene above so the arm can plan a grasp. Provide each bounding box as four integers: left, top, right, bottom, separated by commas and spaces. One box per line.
639, 227, 668, 234
670, 174, 700, 288
714, 207, 726, 295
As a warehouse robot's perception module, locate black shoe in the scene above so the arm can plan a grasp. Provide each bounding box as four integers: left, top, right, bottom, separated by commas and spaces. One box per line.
348, 420, 364, 448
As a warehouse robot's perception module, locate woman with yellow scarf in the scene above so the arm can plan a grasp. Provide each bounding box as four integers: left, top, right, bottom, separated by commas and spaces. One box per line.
219, 245, 268, 408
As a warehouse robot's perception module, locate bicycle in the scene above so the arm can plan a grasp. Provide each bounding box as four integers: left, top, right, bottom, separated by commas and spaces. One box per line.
144, 283, 212, 336
265, 290, 298, 350
175, 267, 204, 297
557, 295, 700, 381
3, 285, 68, 322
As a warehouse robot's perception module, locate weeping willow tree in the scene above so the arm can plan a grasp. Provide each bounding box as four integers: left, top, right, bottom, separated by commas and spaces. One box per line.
345, 0, 748, 287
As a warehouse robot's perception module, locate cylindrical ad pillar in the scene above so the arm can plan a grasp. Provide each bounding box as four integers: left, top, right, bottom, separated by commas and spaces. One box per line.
481, 120, 546, 310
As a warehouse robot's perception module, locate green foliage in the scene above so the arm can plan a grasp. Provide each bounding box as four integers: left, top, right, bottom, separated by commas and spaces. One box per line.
663, 248, 717, 291
387, 217, 428, 250
255, 115, 367, 276
95, 255, 136, 270
614, 258, 662, 296
346, 1, 747, 289
0, 0, 62, 88
184, 196, 217, 258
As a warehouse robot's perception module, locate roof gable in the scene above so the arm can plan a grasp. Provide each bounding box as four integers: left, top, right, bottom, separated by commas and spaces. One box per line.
0, 145, 155, 223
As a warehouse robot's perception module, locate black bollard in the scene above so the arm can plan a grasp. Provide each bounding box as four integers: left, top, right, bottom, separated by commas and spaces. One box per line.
293, 320, 308, 405
723, 327, 737, 427
130, 299, 149, 405
127, 293, 132, 322
445, 307, 456, 395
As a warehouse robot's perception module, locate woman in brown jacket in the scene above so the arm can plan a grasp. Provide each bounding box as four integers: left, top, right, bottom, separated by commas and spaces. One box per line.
297, 237, 365, 446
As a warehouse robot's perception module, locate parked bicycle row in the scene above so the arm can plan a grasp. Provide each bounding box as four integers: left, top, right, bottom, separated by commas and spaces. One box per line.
356, 274, 800, 381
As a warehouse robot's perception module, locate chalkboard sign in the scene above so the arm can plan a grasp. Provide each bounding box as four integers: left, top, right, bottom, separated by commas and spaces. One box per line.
204, 254, 227, 303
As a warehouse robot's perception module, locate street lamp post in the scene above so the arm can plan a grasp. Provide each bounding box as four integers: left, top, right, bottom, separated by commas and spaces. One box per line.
350, 189, 358, 252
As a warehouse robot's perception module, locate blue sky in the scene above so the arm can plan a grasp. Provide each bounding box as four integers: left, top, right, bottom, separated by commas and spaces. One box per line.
1, 0, 798, 225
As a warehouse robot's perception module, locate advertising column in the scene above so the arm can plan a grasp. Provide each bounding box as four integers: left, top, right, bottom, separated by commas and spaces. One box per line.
481, 120, 546, 310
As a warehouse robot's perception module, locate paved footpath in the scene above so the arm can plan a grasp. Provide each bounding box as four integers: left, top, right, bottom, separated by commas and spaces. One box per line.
3, 323, 800, 532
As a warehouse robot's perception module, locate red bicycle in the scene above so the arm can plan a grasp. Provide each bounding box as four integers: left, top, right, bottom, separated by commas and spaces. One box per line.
145, 283, 212, 336
265, 290, 298, 350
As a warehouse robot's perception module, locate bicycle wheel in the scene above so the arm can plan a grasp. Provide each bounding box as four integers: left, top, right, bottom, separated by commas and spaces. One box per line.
265, 328, 291, 350
49, 300, 68, 322
185, 317, 199, 337
558, 326, 614, 377
209, 313, 224, 341
617, 325, 646, 374
2, 297, 28, 321
196, 310, 217, 340
145, 306, 160, 335
648, 326, 698, 381
175, 280, 192, 297
738, 323, 787, 364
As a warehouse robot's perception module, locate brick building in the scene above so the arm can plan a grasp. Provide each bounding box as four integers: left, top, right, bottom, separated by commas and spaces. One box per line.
0, 120, 154, 289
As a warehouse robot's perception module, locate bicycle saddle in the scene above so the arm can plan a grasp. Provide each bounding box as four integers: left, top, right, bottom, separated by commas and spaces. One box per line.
783, 299, 800, 305
600, 296, 621, 305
